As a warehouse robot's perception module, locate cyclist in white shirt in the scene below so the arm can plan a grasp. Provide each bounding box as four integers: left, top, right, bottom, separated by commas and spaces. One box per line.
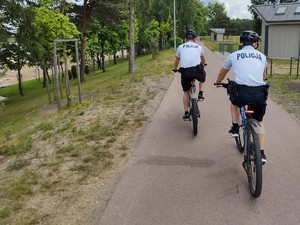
215, 30, 269, 164
173, 30, 206, 121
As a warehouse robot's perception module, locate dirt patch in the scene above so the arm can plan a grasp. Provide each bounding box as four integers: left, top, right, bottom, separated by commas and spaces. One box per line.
284, 80, 300, 92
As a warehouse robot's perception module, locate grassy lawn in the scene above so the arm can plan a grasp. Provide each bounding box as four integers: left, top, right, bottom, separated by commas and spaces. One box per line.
0, 49, 175, 225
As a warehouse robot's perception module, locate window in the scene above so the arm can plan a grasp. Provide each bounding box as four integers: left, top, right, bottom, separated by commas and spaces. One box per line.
275, 6, 287, 15
295, 6, 300, 14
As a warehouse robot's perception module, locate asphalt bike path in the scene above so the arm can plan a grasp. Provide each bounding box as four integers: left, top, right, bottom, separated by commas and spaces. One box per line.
94, 43, 300, 225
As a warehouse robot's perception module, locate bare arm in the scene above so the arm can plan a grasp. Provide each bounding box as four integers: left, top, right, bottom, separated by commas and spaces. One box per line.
201, 56, 206, 65
215, 67, 230, 84
263, 70, 267, 80
173, 56, 180, 70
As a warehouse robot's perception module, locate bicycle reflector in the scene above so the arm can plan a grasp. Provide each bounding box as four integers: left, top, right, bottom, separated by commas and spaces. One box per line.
245, 110, 254, 114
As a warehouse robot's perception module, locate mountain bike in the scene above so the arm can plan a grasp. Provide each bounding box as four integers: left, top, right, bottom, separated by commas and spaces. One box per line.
173, 70, 200, 136
216, 79, 263, 198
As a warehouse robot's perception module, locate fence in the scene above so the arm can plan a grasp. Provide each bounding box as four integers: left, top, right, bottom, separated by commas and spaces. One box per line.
219, 43, 233, 55
267, 57, 299, 78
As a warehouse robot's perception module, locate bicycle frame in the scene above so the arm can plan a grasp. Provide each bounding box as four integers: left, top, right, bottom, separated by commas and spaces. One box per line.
240, 106, 251, 161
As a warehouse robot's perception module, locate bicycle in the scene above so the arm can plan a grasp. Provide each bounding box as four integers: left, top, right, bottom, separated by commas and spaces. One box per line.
216, 79, 263, 198
173, 69, 200, 136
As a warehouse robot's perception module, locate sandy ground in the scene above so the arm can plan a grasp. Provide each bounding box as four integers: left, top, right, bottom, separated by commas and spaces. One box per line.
0, 66, 40, 87
0, 67, 43, 101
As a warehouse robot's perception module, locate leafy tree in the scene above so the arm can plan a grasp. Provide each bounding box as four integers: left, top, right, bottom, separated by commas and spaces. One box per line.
160, 17, 172, 49
145, 19, 160, 58
230, 19, 255, 35
0, 0, 37, 96
69, 0, 126, 79
206, 2, 231, 35
33, 0, 80, 107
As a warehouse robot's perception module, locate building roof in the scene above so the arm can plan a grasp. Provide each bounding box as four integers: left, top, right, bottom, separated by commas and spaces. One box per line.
209, 28, 225, 34
253, 3, 300, 23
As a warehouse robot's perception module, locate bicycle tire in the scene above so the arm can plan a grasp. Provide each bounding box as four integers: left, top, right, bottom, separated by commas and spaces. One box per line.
245, 123, 262, 198
235, 135, 244, 153
191, 98, 198, 136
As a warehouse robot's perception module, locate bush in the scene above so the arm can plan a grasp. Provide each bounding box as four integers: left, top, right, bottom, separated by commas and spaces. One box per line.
169, 36, 183, 48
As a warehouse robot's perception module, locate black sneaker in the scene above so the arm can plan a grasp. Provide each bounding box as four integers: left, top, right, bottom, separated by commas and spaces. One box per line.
261, 151, 267, 165
198, 94, 204, 101
229, 126, 239, 137
183, 113, 191, 121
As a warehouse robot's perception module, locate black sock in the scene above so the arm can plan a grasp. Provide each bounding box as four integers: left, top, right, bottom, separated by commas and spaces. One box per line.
232, 123, 239, 129
199, 91, 203, 95
261, 150, 265, 154
185, 111, 189, 114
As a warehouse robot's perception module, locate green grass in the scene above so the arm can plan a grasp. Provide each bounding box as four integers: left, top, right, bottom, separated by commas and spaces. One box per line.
0, 48, 175, 224
203, 35, 241, 52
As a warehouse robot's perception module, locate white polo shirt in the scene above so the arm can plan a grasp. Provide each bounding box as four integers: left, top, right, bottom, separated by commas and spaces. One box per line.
223, 45, 267, 86
176, 41, 204, 68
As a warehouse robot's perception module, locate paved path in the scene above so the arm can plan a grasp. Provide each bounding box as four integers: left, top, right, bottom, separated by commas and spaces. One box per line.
93, 44, 300, 225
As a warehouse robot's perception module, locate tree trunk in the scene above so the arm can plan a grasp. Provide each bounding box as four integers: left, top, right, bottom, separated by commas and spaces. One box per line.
17, 69, 24, 96
80, 33, 86, 82
114, 54, 117, 65
96, 54, 101, 70
63, 42, 71, 108
44, 64, 51, 103
101, 39, 106, 72
129, 0, 135, 73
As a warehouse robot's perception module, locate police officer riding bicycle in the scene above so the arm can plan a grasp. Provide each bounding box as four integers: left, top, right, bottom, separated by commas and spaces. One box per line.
215, 30, 269, 164
173, 30, 207, 121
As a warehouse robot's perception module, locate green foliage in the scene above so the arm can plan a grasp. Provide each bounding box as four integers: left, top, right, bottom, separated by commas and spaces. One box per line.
145, 19, 160, 58
33, 4, 80, 40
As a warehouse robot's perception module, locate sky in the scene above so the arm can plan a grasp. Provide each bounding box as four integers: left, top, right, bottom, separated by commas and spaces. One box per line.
202, 0, 253, 19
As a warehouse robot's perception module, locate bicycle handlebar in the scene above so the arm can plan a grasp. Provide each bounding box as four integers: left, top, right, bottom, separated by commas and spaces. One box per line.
214, 78, 233, 88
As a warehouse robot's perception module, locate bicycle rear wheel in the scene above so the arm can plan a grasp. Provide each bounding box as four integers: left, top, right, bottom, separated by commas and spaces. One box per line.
244, 124, 262, 198
191, 98, 198, 136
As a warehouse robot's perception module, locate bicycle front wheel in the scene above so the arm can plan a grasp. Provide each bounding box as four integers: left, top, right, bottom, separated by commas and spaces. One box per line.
245, 124, 262, 198
191, 98, 198, 136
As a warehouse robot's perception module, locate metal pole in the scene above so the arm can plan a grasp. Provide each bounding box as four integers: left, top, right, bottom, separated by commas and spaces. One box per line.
290, 57, 292, 75
53, 41, 61, 109
75, 41, 82, 103
297, 57, 299, 78
173, 0, 176, 52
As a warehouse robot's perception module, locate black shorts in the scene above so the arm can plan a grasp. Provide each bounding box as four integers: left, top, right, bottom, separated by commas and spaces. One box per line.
231, 85, 267, 122
180, 65, 206, 92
